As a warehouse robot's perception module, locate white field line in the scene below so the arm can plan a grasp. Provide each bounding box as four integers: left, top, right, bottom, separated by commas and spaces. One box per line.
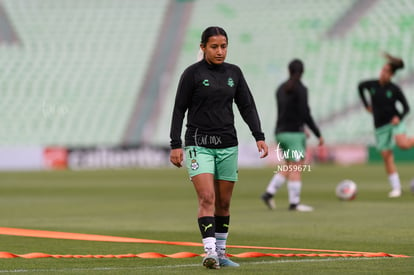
0, 257, 396, 273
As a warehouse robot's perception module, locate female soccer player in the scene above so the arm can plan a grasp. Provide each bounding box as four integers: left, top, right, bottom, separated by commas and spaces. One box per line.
358, 53, 413, 198
169, 26, 268, 269
261, 59, 323, 212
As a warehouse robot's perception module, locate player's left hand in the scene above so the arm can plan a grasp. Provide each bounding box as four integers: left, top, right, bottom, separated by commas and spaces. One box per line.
391, 116, 400, 125
304, 128, 310, 139
256, 140, 268, 158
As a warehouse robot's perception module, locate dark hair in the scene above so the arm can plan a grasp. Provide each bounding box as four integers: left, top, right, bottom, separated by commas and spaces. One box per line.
285, 59, 304, 93
200, 26, 228, 46
383, 52, 404, 74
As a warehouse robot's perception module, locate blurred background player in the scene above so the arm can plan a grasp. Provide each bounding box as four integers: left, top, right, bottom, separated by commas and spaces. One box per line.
169, 26, 268, 269
358, 53, 414, 198
261, 59, 324, 212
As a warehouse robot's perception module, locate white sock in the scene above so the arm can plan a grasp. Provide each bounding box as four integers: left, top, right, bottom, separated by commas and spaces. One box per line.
266, 173, 286, 195
388, 172, 401, 191
288, 180, 301, 205
202, 237, 217, 256
215, 232, 228, 257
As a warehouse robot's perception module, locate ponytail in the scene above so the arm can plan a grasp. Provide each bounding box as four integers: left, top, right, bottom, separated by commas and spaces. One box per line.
285, 73, 301, 93
383, 52, 404, 74
285, 59, 304, 93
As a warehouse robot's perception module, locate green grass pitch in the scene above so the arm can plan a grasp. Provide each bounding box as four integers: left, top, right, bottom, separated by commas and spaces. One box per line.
0, 163, 413, 274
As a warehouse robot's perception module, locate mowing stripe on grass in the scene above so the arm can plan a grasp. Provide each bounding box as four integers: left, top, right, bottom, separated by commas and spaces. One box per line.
0, 257, 398, 273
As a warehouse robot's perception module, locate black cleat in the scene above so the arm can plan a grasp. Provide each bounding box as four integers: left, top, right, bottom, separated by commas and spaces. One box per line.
261, 192, 275, 210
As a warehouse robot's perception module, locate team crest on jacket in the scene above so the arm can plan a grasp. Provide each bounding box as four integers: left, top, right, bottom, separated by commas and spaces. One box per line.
227, 77, 234, 87
386, 90, 392, 98
191, 159, 199, 170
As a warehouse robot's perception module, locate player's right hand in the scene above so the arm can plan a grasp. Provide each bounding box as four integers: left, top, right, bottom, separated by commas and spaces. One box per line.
170, 148, 183, 168
318, 137, 325, 146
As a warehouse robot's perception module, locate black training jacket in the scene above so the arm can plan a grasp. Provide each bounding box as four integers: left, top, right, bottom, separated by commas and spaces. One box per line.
274, 80, 321, 138
170, 59, 265, 149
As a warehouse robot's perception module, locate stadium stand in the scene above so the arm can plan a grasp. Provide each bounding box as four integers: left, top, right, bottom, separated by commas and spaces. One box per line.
0, 0, 412, 148
153, 0, 414, 146
0, 0, 168, 146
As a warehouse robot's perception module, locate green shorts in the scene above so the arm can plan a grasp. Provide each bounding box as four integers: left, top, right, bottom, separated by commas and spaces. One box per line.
375, 122, 407, 151
184, 146, 238, 181
275, 132, 306, 162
